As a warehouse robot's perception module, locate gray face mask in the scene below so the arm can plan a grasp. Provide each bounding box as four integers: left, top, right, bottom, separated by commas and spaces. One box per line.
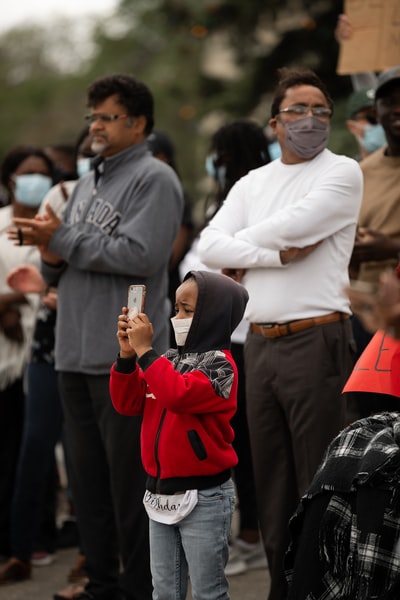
284, 116, 330, 159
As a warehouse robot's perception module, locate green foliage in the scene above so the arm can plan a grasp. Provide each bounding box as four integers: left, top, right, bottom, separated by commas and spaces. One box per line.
0, 0, 354, 202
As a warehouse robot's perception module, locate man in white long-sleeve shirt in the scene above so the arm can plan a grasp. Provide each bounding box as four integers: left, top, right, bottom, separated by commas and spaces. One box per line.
198, 68, 363, 600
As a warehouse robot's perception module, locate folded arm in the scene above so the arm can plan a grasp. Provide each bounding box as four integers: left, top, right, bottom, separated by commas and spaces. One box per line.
234, 162, 362, 250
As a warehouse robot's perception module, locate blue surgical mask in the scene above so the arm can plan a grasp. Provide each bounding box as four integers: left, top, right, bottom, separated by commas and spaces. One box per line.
205, 154, 226, 187
77, 157, 92, 178
268, 140, 282, 160
14, 173, 52, 207
360, 124, 386, 153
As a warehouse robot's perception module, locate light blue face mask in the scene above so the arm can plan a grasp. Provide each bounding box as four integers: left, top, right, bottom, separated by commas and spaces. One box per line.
77, 157, 92, 178
205, 154, 226, 187
360, 124, 386, 153
268, 140, 282, 160
14, 173, 52, 207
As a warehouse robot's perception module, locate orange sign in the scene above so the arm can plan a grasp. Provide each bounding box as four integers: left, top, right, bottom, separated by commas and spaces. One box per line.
343, 330, 400, 397
337, 0, 400, 74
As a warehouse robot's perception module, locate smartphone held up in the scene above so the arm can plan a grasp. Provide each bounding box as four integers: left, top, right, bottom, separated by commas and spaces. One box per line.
127, 285, 146, 320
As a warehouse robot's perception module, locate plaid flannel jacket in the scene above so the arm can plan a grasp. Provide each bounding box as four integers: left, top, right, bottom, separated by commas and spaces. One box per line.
285, 412, 400, 599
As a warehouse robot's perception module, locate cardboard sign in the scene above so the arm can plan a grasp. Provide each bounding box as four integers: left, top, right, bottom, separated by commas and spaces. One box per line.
337, 0, 400, 74
343, 330, 400, 397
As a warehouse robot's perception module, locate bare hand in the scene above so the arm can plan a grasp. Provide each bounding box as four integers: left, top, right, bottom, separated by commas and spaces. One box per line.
347, 270, 400, 337
372, 270, 400, 338
334, 13, 353, 43
7, 265, 46, 294
347, 282, 380, 334
280, 241, 322, 265
116, 308, 136, 358
350, 227, 400, 267
8, 203, 62, 263
126, 312, 153, 358
42, 289, 58, 310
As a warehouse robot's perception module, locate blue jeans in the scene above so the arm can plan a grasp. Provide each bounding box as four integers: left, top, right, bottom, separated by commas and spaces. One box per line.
149, 479, 235, 600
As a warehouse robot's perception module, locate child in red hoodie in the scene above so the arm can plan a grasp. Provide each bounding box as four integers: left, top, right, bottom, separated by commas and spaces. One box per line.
110, 270, 248, 600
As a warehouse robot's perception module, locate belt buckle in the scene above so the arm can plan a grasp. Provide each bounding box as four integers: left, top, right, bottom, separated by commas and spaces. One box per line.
262, 323, 276, 337
257, 323, 275, 338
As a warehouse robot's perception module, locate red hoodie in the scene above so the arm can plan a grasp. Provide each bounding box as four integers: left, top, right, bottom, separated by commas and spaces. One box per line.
110, 270, 249, 494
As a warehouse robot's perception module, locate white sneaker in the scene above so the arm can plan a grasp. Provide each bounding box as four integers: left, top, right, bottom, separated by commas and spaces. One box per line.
31, 552, 55, 567
234, 538, 268, 571
225, 544, 247, 576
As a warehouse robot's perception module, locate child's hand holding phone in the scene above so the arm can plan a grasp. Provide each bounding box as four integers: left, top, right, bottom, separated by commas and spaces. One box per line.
116, 308, 136, 358
126, 313, 154, 358
116, 284, 153, 358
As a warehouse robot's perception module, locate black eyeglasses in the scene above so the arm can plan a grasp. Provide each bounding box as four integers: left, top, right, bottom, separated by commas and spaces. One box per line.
278, 105, 332, 118
84, 113, 128, 125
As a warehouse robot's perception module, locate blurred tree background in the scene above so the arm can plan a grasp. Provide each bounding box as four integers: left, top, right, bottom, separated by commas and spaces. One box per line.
1, 0, 358, 217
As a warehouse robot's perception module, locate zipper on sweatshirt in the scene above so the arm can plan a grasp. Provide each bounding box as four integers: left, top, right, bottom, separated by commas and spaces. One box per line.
154, 353, 185, 493
155, 408, 167, 494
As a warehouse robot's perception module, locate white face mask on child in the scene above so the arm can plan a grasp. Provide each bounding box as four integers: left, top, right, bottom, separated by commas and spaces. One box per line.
170, 317, 193, 347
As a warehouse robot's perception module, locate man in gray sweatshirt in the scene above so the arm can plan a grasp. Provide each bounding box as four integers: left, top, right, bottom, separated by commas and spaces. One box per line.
12, 73, 183, 600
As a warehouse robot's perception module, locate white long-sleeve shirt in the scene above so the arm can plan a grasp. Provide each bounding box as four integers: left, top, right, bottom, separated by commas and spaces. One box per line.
198, 150, 363, 324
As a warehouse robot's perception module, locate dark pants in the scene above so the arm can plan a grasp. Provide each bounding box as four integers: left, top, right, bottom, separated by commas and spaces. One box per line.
244, 319, 355, 600
59, 372, 152, 600
230, 342, 259, 533
0, 377, 24, 556
11, 361, 63, 559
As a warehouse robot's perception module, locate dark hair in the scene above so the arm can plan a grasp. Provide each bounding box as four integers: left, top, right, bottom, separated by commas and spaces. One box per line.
87, 73, 154, 134
45, 143, 77, 182
210, 120, 271, 202
0, 145, 54, 200
74, 126, 94, 160
270, 67, 333, 118
147, 130, 176, 170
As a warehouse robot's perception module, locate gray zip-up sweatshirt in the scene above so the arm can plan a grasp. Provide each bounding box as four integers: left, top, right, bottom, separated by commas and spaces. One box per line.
42, 141, 183, 375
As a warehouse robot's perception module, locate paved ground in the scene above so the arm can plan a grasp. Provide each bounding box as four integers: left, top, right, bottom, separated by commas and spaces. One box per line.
2, 453, 270, 599
0, 547, 270, 600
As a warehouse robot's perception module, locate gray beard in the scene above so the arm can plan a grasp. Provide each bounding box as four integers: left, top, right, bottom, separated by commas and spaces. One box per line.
91, 140, 108, 154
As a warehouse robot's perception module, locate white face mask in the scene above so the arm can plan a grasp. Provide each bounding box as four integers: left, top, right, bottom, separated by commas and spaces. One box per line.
170, 317, 193, 347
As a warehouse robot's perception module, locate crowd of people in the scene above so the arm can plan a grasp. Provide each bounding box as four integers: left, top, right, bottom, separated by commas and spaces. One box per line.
0, 14, 400, 600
